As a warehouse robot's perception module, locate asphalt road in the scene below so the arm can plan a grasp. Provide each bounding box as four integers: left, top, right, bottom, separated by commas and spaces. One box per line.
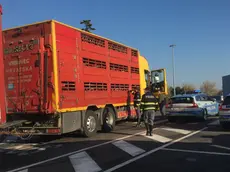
0, 115, 229, 172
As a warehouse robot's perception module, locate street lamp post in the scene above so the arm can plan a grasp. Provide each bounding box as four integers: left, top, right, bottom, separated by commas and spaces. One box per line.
169, 44, 176, 96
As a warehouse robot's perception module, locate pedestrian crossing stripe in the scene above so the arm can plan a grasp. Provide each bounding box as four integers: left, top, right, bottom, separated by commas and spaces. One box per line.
141, 133, 172, 143
208, 120, 219, 126
69, 151, 102, 172
112, 140, 145, 156
18, 169, 28, 172
159, 127, 191, 135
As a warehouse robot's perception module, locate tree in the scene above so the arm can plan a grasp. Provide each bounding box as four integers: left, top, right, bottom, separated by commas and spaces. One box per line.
80, 20, 96, 33
181, 83, 196, 94
217, 90, 223, 96
200, 81, 218, 96
167, 86, 173, 97
176, 86, 183, 95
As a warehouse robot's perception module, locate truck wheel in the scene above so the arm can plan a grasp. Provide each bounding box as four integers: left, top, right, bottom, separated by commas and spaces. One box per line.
102, 107, 115, 133
83, 110, 98, 137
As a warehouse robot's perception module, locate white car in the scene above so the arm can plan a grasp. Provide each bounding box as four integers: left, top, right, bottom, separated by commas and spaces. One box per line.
219, 94, 230, 129
166, 93, 219, 122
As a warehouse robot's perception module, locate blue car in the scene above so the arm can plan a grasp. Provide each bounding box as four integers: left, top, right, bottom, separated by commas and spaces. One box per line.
166, 93, 219, 122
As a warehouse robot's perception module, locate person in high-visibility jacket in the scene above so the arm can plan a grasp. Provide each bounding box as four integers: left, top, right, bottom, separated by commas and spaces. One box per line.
133, 89, 141, 127
140, 87, 158, 136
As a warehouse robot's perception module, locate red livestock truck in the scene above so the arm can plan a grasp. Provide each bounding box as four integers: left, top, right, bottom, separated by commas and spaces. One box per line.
1, 20, 151, 138
0, 5, 7, 125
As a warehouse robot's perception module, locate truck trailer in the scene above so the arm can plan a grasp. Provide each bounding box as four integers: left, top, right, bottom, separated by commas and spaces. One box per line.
222, 74, 230, 98
0, 5, 7, 125
1, 20, 151, 137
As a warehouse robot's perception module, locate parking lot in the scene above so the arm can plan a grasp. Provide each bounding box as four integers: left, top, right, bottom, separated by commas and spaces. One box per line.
0, 115, 229, 172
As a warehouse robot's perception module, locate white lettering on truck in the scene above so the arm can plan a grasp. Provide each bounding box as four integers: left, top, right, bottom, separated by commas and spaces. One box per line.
8, 58, 30, 66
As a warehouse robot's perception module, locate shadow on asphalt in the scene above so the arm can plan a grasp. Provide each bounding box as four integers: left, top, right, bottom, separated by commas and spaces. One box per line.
0, 115, 168, 144
0, 116, 222, 145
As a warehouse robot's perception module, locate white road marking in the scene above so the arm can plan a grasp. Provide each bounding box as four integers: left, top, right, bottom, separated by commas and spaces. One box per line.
141, 133, 172, 143
54, 144, 63, 148
18, 152, 29, 156
104, 127, 208, 172
69, 151, 102, 172
6, 150, 18, 154
6, 128, 160, 172
162, 148, 230, 156
208, 120, 219, 125
212, 144, 230, 150
12, 145, 25, 150
30, 148, 46, 154
18, 169, 28, 172
112, 140, 145, 156
160, 127, 191, 135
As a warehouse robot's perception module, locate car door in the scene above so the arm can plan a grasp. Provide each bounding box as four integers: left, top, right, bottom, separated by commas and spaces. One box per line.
207, 96, 219, 115
195, 95, 202, 108
199, 95, 212, 115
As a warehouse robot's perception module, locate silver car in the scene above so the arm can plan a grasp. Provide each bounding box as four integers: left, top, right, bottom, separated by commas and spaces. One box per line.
166, 93, 219, 122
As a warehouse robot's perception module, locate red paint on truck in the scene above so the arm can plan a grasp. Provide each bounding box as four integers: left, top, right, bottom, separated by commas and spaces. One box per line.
0, 5, 7, 124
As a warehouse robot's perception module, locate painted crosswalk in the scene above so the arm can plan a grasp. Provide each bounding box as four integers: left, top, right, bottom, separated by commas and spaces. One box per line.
13, 126, 193, 172
69, 151, 102, 172
112, 140, 145, 156
141, 133, 173, 143
208, 120, 220, 126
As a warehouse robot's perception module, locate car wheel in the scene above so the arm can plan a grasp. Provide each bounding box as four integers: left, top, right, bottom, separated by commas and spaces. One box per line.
202, 109, 208, 121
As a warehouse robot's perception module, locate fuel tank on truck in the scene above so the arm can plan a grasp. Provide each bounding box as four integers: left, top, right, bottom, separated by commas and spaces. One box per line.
2, 22, 52, 114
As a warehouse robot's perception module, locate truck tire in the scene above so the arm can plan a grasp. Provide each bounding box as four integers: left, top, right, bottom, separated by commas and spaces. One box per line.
83, 110, 98, 137
102, 107, 115, 133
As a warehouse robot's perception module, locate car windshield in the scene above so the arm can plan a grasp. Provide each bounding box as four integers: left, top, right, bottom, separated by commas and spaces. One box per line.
171, 97, 194, 104
223, 96, 230, 105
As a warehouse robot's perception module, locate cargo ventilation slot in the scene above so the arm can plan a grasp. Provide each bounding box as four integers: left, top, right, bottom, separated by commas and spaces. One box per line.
61, 81, 76, 91
131, 67, 139, 74
108, 42, 127, 54
83, 57, 106, 69
81, 33, 105, 47
84, 82, 107, 91
131, 49, 138, 57
132, 84, 140, 91
111, 84, 129, 91
110, 63, 128, 72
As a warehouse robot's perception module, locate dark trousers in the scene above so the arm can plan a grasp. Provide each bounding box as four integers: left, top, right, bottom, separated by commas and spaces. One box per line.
143, 110, 155, 135
135, 106, 141, 125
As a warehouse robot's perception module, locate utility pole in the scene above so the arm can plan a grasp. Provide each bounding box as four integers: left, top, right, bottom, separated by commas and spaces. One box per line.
169, 44, 176, 96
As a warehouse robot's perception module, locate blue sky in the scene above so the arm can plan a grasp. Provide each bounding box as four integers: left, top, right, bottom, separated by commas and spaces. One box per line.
1, 0, 230, 89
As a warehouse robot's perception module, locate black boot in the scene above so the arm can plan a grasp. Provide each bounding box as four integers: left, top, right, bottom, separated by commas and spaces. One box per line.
149, 125, 153, 136
145, 123, 149, 136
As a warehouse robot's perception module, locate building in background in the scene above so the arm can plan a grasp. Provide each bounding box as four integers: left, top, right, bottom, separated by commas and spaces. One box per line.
222, 74, 230, 97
